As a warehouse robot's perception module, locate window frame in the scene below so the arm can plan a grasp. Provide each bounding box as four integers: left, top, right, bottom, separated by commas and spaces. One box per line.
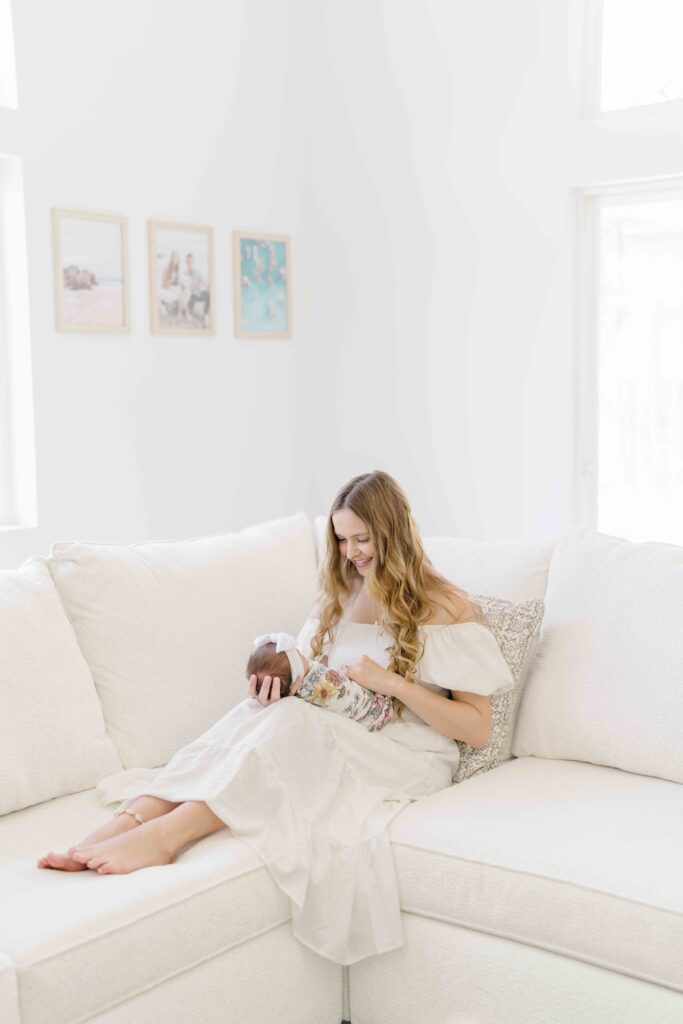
575, 174, 683, 532
592, 0, 683, 115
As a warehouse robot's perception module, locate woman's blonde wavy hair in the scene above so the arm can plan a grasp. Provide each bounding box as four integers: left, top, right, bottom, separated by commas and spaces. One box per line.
308, 470, 484, 721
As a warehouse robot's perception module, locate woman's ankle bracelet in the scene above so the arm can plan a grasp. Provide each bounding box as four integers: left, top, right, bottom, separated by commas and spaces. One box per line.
114, 807, 145, 825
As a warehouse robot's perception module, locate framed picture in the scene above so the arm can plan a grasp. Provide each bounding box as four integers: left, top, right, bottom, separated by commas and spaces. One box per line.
233, 231, 292, 339
148, 220, 215, 335
52, 208, 130, 333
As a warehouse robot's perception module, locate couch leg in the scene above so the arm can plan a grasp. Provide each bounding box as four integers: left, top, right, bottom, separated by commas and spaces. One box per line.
342, 962, 351, 1022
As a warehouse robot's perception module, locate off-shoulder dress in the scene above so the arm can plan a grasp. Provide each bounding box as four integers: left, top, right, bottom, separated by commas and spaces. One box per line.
107, 613, 513, 965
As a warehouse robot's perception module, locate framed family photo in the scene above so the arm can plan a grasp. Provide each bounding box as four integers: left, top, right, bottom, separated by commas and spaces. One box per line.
232, 230, 292, 339
52, 208, 130, 333
149, 220, 215, 336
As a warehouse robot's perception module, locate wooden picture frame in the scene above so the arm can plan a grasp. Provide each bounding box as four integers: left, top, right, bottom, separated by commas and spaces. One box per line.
52, 207, 130, 333
149, 220, 216, 336
233, 230, 292, 339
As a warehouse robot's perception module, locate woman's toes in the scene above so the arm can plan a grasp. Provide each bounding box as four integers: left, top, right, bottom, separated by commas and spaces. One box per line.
44, 851, 87, 871
87, 857, 105, 869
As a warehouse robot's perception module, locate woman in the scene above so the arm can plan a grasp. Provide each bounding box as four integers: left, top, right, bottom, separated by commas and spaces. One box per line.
158, 250, 185, 320
37, 470, 513, 964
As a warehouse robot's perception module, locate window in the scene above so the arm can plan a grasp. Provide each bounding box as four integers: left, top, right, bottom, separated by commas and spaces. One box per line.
600, 0, 683, 112
0, 3, 36, 531
579, 182, 683, 545
0, 0, 18, 109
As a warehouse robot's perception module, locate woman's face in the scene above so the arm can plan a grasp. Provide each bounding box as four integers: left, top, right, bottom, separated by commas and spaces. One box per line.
331, 508, 376, 576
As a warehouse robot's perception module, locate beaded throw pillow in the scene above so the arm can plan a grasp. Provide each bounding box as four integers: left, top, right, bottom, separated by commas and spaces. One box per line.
452, 593, 545, 784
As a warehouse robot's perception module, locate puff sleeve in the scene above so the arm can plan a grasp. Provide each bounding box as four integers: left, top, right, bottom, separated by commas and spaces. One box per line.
417, 623, 514, 697
295, 613, 328, 660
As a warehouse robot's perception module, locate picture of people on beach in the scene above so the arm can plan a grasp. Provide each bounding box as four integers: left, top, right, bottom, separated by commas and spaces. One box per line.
52, 209, 130, 333
149, 221, 215, 335
233, 231, 291, 339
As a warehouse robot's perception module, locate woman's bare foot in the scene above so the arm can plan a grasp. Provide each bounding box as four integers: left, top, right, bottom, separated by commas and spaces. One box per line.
70, 818, 175, 874
36, 851, 88, 871
36, 811, 141, 871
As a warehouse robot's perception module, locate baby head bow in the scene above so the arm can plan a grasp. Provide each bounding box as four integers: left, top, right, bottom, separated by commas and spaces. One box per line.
252, 632, 306, 685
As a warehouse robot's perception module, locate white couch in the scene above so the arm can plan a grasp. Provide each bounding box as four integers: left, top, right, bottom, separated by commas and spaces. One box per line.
1, 511, 682, 1024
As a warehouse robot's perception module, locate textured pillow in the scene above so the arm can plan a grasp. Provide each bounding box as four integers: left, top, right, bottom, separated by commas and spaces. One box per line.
451, 593, 544, 784
47, 512, 319, 769
512, 527, 683, 784
0, 556, 121, 815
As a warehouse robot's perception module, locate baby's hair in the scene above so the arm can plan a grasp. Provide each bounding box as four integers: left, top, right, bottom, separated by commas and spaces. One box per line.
246, 643, 293, 697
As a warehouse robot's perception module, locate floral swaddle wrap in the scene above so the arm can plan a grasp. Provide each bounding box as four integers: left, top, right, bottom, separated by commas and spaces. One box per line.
298, 660, 394, 732
251, 632, 394, 732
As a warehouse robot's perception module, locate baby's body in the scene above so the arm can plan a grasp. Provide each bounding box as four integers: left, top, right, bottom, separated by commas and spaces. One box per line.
245, 641, 394, 732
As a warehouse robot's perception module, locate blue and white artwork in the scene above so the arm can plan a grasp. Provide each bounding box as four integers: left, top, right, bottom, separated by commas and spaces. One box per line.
234, 233, 291, 338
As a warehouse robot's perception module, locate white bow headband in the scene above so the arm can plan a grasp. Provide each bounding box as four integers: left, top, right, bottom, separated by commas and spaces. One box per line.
252, 632, 306, 684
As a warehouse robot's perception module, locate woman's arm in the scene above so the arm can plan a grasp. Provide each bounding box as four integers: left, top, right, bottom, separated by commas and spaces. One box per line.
393, 677, 491, 748
341, 655, 492, 747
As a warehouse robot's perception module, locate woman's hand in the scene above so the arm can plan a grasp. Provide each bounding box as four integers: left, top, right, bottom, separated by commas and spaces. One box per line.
248, 673, 283, 706
290, 652, 314, 696
341, 655, 399, 697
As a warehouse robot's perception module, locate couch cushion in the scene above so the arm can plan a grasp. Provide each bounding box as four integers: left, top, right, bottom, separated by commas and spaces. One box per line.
0, 557, 121, 816
423, 535, 553, 603
512, 526, 683, 784
71, 924, 341, 1024
313, 515, 554, 602
46, 512, 319, 768
349, 915, 683, 1024
389, 756, 683, 993
0, 789, 292, 1024
0, 955, 19, 1024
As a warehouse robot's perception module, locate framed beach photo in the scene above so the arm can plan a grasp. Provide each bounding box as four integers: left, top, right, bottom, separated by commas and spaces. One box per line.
149, 220, 215, 336
233, 230, 292, 339
52, 208, 130, 333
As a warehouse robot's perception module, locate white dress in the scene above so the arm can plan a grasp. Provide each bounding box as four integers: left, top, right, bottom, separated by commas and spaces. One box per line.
108, 614, 514, 965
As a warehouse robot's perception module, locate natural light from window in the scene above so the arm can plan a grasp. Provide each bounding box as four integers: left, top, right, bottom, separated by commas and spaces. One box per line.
596, 195, 683, 545
600, 0, 683, 111
0, 0, 18, 108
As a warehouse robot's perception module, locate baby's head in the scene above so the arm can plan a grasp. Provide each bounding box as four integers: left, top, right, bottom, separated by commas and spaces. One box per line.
246, 643, 293, 698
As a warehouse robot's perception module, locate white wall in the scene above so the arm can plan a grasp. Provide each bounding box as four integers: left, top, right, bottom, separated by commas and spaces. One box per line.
295, 0, 577, 542
3, 0, 679, 568
294, 0, 683, 542
1, 0, 309, 568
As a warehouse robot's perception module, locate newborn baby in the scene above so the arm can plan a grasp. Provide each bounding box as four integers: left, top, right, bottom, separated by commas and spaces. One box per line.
246, 632, 394, 732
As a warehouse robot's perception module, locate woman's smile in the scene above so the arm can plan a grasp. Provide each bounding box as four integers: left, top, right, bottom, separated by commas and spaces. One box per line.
353, 557, 372, 570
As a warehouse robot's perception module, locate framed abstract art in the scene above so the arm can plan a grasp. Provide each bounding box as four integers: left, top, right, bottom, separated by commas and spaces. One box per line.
233, 230, 292, 339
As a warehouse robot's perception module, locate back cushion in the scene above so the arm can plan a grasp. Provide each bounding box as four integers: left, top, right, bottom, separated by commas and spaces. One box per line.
512, 526, 683, 783
313, 515, 554, 602
48, 512, 319, 769
422, 535, 553, 603
0, 557, 121, 815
